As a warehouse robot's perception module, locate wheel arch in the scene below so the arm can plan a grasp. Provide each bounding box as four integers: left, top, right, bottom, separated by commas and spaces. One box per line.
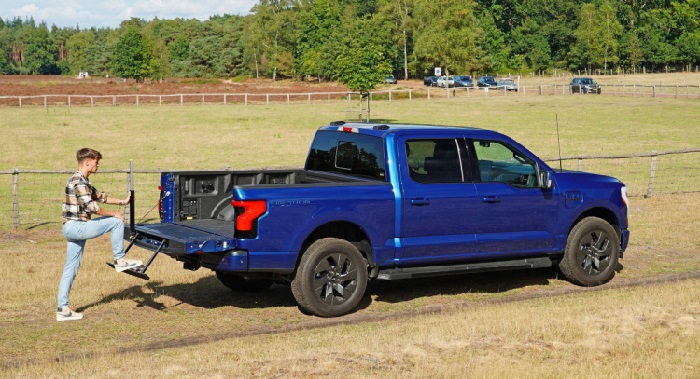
297, 221, 373, 269
569, 207, 624, 257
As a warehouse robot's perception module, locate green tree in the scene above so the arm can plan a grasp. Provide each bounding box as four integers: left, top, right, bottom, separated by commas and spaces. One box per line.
478, 9, 510, 73
413, 0, 483, 76
296, 0, 342, 80
244, 0, 299, 80
569, 2, 623, 72
111, 27, 154, 82
67, 30, 96, 74
378, 0, 413, 78
24, 22, 59, 74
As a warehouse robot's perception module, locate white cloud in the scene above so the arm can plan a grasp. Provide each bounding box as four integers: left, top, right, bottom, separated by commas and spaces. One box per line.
2, 0, 257, 28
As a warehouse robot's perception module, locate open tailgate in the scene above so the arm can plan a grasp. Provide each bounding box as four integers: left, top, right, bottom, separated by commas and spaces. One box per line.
127, 219, 236, 256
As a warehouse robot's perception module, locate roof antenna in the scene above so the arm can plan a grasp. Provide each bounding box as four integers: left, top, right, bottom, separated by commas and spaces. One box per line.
555, 114, 563, 171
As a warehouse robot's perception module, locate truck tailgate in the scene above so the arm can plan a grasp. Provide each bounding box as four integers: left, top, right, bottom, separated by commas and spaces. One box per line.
129, 219, 236, 255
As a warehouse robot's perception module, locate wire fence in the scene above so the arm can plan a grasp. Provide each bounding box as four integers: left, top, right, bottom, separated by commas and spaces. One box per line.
1, 83, 699, 108
1, 148, 698, 229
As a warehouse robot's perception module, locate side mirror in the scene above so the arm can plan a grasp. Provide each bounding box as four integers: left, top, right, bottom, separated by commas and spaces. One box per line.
539, 169, 553, 190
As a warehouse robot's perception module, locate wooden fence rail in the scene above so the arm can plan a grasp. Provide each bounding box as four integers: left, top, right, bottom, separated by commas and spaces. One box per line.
1, 84, 699, 108
1, 147, 698, 229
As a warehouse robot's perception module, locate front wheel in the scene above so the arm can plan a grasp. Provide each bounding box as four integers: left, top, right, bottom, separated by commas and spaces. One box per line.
559, 217, 620, 286
291, 238, 368, 317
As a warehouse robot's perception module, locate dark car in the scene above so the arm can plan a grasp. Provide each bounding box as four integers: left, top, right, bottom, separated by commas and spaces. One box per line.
477, 75, 498, 88
454, 75, 473, 88
570, 77, 601, 94
385, 75, 398, 85
423, 76, 436, 86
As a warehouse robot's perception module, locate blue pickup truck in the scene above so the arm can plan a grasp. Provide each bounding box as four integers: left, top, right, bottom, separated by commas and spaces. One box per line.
126, 121, 630, 317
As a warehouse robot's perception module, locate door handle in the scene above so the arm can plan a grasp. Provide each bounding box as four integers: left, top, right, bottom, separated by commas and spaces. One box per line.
410, 198, 430, 206
482, 196, 501, 203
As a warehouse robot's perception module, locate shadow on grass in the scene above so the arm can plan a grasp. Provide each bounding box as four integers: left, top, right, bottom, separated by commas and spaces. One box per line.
79, 267, 560, 314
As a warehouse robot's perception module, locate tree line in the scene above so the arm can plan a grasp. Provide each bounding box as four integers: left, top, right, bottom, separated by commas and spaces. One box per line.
1, 0, 699, 83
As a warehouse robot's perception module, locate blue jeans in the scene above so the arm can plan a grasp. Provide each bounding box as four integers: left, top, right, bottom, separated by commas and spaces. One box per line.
58, 217, 125, 308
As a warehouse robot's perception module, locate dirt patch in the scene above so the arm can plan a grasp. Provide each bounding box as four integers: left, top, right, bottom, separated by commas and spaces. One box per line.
0, 75, 351, 97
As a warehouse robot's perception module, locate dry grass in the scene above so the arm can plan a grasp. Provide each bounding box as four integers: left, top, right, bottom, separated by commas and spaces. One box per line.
4, 277, 699, 378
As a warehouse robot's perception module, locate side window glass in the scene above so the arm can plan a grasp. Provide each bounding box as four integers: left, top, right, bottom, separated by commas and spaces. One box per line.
473, 140, 537, 188
406, 139, 463, 184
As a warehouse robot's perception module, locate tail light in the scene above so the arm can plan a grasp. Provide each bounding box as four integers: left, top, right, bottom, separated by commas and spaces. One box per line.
232, 200, 267, 232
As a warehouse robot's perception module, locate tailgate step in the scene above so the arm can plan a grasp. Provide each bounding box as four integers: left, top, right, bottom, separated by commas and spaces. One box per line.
106, 262, 150, 280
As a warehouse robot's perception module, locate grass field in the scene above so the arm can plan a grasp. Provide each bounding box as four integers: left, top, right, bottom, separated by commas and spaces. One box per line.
1, 79, 699, 377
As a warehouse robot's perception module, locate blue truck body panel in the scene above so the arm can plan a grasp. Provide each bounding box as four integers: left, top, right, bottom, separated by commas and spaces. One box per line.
130, 122, 629, 281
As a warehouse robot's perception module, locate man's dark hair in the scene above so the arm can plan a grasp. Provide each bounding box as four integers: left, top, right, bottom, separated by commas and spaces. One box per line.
76, 148, 102, 163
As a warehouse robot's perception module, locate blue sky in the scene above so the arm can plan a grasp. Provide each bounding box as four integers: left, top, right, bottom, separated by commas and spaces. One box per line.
1, 0, 258, 29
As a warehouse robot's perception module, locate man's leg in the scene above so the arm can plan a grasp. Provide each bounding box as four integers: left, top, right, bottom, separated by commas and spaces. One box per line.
58, 223, 86, 309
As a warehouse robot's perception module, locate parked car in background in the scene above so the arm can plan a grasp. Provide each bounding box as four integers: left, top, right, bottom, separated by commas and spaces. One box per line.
477, 75, 498, 88
454, 75, 474, 87
437, 76, 455, 88
570, 77, 601, 94
423, 76, 439, 86
385, 75, 398, 84
497, 78, 518, 91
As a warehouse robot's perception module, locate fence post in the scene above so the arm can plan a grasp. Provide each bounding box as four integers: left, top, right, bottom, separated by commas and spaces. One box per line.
409, 89, 412, 101
12, 168, 19, 229
645, 155, 658, 198
539, 85, 543, 95
68, 95, 71, 108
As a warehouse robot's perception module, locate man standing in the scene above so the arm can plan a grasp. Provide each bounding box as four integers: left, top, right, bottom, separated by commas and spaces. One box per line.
57, 148, 142, 321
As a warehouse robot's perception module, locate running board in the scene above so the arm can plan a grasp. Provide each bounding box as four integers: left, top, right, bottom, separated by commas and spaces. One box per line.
376, 257, 554, 280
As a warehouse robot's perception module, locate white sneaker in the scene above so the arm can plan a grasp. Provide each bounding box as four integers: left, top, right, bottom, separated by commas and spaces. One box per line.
114, 258, 143, 272
56, 306, 83, 321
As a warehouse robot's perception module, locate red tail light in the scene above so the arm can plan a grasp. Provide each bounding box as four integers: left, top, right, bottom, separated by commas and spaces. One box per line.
231, 200, 267, 231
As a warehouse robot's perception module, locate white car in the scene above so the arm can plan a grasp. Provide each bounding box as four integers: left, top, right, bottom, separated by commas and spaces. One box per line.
436, 76, 455, 88
497, 78, 518, 91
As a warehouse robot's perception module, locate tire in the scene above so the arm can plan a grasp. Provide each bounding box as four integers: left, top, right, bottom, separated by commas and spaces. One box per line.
559, 217, 620, 286
216, 272, 274, 292
291, 238, 368, 317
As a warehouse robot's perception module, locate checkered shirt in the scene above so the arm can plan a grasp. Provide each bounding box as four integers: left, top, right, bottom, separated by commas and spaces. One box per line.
62, 171, 107, 223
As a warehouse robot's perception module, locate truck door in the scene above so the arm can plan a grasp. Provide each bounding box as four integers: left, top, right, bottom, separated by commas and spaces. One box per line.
469, 139, 559, 256
398, 137, 479, 265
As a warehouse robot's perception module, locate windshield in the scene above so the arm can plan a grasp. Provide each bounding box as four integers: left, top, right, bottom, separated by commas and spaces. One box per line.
306, 131, 387, 180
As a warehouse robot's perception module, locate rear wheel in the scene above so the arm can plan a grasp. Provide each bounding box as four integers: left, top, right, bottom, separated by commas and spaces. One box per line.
291, 238, 368, 317
559, 217, 620, 286
216, 272, 274, 292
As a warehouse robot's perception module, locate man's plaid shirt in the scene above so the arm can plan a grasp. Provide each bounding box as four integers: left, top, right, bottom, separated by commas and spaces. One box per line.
62, 171, 107, 223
